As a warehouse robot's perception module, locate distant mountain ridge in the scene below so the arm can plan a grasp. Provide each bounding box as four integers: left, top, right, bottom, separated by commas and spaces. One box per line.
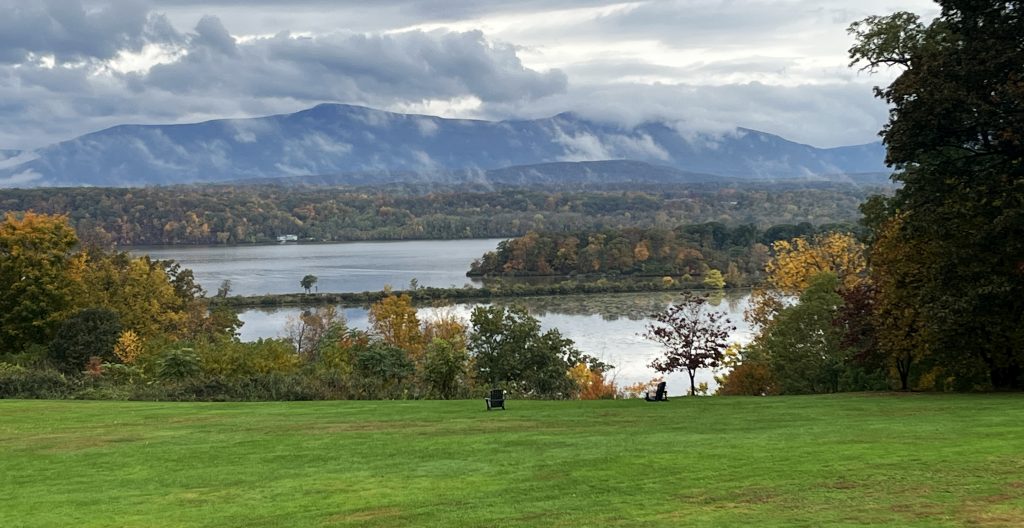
0, 104, 888, 187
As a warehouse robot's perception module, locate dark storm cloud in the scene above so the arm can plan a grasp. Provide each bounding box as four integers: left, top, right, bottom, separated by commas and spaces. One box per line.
0, 0, 936, 150
0, 0, 181, 63
0, 4, 566, 148
142, 23, 566, 104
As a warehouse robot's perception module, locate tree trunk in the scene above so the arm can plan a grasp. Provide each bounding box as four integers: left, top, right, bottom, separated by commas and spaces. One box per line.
896, 354, 911, 391
688, 370, 696, 396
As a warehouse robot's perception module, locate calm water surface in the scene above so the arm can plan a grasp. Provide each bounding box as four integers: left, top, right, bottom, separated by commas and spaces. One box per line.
237, 291, 753, 391
137, 239, 503, 295
138, 240, 753, 392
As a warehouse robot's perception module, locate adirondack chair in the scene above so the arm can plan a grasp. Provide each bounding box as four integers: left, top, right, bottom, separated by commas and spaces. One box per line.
485, 389, 506, 410
644, 381, 668, 402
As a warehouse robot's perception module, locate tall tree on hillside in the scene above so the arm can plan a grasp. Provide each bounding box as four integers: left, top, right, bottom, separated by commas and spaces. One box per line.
850, 1, 1024, 388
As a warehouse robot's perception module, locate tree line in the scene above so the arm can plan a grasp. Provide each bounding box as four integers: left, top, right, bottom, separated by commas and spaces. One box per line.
0, 213, 619, 401
0, 184, 876, 246
713, 1, 1024, 393
467, 222, 859, 287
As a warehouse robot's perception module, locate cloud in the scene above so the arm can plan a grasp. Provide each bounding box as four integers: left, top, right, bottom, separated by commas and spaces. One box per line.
0, 0, 936, 151
0, 0, 181, 64
142, 27, 565, 105
554, 130, 612, 161
0, 169, 43, 188
553, 123, 672, 162
0, 4, 566, 149
481, 80, 889, 148
192, 15, 238, 56
415, 118, 440, 137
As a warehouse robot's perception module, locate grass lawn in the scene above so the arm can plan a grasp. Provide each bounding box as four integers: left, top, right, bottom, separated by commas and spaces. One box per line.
2, 394, 1023, 527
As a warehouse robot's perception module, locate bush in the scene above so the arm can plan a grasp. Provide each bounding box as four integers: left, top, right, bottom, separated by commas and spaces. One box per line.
0, 363, 74, 399
717, 363, 777, 396
157, 348, 200, 381
422, 338, 469, 399
48, 308, 122, 373
354, 344, 414, 399
102, 362, 147, 385
197, 337, 299, 378
124, 373, 344, 402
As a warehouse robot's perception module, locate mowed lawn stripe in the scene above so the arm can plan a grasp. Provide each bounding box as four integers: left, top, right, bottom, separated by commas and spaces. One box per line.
1, 395, 1023, 527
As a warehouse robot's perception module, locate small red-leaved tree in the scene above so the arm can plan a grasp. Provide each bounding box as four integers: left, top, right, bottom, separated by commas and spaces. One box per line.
644, 292, 735, 396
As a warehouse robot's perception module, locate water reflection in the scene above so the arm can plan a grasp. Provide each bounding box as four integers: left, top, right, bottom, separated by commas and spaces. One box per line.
235, 291, 754, 391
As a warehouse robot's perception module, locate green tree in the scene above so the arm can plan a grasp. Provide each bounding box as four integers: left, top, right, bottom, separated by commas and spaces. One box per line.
48, 308, 123, 373
703, 269, 726, 289
850, 2, 1024, 388
755, 274, 845, 394
354, 343, 414, 398
468, 305, 589, 398
422, 338, 469, 399
300, 274, 318, 294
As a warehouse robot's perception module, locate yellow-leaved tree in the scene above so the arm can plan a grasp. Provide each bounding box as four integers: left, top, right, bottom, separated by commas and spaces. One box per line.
765, 232, 867, 294
113, 329, 144, 364
0, 212, 86, 351
747, 231, 867, 330
369, 293, 424, 358
77, 253, 190, 341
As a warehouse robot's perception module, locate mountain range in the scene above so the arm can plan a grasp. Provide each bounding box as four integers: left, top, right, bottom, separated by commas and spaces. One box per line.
0, 104, 888, 188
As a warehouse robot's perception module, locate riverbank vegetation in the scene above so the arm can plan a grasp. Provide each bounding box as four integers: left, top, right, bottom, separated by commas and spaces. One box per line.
0, 213, 618, 401
211, 276, 716, 309
466, 221, 857, 286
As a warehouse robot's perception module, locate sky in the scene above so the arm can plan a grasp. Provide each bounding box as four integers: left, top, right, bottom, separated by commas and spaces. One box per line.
0, 0, 939, 151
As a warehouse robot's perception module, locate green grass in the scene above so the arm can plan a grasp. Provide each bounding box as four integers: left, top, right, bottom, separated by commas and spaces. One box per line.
2, 394, 1023, 527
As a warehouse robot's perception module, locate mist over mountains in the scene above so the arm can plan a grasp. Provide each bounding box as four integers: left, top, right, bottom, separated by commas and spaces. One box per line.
0, 104, 888, 188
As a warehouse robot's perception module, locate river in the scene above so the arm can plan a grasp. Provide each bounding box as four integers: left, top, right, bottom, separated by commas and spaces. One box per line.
136, 240, 754, 392
139, 238, 502, 296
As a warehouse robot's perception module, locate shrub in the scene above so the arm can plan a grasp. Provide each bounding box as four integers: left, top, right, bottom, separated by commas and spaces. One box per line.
157, 348, 200, 381
48, 308, 122, 373
422, 338, 469, 399
568, 362, 619, 400
197, 337, 299, 378
0, 363, 74, 399
354, 343, 414, 399
717, 363, 776, 396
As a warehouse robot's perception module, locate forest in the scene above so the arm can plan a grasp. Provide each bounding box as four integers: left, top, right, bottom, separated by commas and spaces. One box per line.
715, 2, 1024, 393
466, 222, 856, 286
0, 183, 878, 245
